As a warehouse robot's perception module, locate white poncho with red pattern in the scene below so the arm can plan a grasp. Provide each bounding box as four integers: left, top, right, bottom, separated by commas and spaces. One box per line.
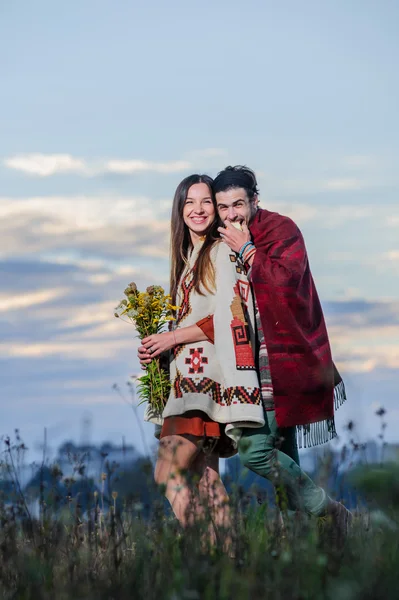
145, 240, 265, 445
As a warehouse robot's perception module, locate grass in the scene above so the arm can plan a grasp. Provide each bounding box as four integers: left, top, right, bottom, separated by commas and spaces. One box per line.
1, 433, 399, 600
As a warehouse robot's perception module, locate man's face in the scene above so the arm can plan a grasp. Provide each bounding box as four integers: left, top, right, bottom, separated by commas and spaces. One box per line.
215, 187, 259, 225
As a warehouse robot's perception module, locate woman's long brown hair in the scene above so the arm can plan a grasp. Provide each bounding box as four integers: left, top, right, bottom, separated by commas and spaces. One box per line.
169, 174, 219, 305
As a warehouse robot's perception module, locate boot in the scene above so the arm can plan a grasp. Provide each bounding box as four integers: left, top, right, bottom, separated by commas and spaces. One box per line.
319, 499, 353, 551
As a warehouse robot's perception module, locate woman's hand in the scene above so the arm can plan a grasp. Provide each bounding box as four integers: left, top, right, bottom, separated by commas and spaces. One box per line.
137, 344, 152, 369
140, 331, 176, 362
138, 323, 209, 368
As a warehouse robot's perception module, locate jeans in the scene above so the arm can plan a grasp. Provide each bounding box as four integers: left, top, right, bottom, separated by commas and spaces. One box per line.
238, 410, 327, 516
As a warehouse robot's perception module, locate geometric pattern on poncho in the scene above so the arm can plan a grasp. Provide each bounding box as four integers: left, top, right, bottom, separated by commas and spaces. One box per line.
173, 371, 261, 406
176, 268, 195, 327
230, 283, 256, 371
229, 252, 245, 275
185, 347, 208, 374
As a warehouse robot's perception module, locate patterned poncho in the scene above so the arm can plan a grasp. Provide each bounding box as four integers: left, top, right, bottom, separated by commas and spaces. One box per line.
249, 208, 346, 446
145, 239, 265, 445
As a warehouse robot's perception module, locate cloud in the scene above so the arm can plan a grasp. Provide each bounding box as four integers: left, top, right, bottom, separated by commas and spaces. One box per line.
2, 148, 230, 179
270, 202, 319, 223
267, 177, 371, 197
4, 154, 89, 177
325, 299, 399, 327
365, 251, 399, 277
265, 161, 399, 196
0, 195, 171, 266
0, 288, 67, 312
323, 178, 365, 191
3, 152, 232, 178
325, 299, 399, 372
343, 155, 376, 168
3, 338, 134, 360
383, 251, 399, 268
3, 153, 193, 178
0, 256, 154, 363
269, 201, 375, 226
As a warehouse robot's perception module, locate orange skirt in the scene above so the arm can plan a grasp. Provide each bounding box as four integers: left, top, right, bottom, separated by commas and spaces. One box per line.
159, 411, 236, 458
160, 410, 221, 438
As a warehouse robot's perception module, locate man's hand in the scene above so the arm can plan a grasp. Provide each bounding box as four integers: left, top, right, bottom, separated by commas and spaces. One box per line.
217, 220, 251, 253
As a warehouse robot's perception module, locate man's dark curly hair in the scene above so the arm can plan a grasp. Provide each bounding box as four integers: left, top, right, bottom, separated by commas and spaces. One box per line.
213, 165, 259, 200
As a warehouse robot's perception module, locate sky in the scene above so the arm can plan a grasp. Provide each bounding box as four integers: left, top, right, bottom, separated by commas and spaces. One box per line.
0, 0, 398, 460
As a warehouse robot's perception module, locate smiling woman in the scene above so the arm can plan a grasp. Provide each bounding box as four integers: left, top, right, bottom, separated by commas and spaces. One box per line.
137, 173, 264, 551
182, 182, 215, 238
169, 174, 219, 304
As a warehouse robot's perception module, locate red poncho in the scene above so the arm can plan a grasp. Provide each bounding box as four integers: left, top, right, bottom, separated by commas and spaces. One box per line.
249, 209, 344, 443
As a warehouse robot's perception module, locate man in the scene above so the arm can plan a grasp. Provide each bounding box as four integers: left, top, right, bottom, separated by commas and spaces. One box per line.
213, 165, 351, 536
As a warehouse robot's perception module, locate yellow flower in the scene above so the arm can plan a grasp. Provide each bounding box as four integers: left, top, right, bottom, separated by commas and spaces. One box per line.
115, 280, 174, 410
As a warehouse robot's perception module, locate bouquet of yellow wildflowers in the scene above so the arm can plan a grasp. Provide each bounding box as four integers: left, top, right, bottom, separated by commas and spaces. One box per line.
114, 282, 178, 412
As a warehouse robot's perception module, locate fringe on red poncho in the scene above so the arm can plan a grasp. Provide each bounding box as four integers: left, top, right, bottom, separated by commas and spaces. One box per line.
249, 209, 346, 447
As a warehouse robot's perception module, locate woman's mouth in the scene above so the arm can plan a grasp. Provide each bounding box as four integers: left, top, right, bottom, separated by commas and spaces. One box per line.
191, 216, 208, 225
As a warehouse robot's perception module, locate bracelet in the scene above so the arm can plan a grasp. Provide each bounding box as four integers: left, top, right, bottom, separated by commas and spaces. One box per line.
173, 330, 177, 346
238, 241, 254, 259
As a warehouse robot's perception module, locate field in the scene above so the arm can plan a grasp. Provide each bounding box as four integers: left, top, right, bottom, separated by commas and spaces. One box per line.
1, 434, 399, 600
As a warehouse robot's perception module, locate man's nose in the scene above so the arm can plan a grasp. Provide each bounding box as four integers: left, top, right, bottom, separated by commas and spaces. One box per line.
227, 206, 236, 219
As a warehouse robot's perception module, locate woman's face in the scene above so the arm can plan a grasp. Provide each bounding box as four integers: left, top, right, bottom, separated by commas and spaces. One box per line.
183, 183, 215, 241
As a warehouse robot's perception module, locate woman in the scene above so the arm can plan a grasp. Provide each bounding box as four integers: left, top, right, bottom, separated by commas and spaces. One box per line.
139, 174, 264, 544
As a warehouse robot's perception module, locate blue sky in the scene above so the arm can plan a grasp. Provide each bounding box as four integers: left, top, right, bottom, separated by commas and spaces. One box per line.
0, 1, 398, 459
